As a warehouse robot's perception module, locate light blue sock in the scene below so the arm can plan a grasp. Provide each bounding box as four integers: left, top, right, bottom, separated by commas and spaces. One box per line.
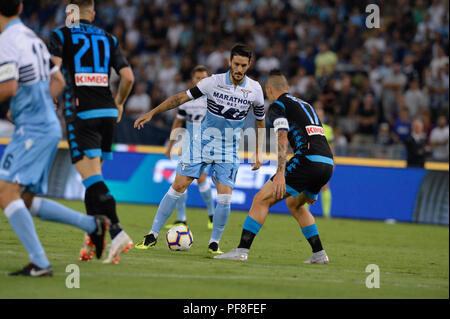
301, 224, 319, 239
243, 216, 262, 235
199, 181, 215, 217
210, 194, 232, 243
4, 199, 50, 268
176, 191, 187, 222
151, 187, 184, 236
30, 198, 96, 234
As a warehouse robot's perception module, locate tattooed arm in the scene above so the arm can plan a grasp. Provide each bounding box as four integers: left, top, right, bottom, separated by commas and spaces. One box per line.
273, 129, 289, 200
134, 91, 191, 130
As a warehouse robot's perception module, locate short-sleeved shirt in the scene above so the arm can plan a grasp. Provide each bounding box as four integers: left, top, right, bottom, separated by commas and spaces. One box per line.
268, 93, 333, 160
177, 96, 207, 124
187, 70, 265, 162
0, 19, 60, 130
48, 20, 129, 118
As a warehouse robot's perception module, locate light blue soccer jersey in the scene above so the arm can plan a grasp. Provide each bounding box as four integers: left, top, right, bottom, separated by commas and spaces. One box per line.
176, 96, 207, 164
0, 19, 61, 194
187, 70, 265, 163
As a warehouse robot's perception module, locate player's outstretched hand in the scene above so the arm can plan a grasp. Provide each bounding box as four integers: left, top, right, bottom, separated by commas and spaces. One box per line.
134, 111, 154, 130
272, 172, 286, 200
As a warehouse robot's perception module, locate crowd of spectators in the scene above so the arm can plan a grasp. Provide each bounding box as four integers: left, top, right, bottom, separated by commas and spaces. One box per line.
0, 0, 448, 162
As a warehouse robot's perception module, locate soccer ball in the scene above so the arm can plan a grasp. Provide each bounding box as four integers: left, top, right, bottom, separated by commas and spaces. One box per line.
166, 225, 193, 251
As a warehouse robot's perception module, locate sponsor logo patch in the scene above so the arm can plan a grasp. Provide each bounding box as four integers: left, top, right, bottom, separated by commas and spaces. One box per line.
75, 73, 108, 87
305, 125, 325, 136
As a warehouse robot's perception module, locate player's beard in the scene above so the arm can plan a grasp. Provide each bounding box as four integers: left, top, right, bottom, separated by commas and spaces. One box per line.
231, 71, 244, 84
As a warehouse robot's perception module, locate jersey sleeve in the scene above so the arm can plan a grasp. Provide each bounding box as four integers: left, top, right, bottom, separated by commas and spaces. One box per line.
48, 29, 64, 58
252, 83, 266, 120
268, 101, 289, 133
0, 34, 20, 83
110, 35, 130, 73
49, 59, 59, 75
187, 76, 214, 99
177, 105, 187, 120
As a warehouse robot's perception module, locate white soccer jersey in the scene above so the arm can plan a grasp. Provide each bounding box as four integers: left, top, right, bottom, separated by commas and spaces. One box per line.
0, 19, 59, 128
177, 95, 207, 123
186, 70, 265, 162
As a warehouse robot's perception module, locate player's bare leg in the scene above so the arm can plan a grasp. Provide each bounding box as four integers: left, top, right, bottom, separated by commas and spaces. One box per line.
75, 155, 132, 263
287, 194, 329, 264
215, 180, 285, 260
136, 174, 194, 249
0, 180, 53, 276
22, 190, 109, 261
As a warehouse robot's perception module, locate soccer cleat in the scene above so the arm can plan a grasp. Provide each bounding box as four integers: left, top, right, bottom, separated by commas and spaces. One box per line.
8, 263, 53, 277
304, 250, 329, 264
135, 233, 157, 250
214, 248, 249, 261
207, 242, 224, 255
103, 230, 134, 264
164, 220, 187, 229
89, 215, 111, 259
79, 233, 95, 261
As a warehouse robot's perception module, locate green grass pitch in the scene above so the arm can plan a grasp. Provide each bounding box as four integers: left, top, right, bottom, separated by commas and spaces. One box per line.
0, 200, 448, 299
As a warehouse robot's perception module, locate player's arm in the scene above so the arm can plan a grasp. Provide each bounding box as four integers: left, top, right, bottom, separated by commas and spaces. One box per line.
273, 129, 289, 200
109, 35, 135, 122
49, 61, 65, 101
0, 62, 18, 102
252, 88, 267, 171
135, 76, 212, 130
48, 29, 64, 68
252, 118, 265, 171
268, 101, 289, 199
134, 91, 191, 130
166, 114, 185, 159
0, 80, 18, 103
115, 67, 134, 123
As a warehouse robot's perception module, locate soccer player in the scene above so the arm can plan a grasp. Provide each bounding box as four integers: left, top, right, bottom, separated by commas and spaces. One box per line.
134, 44, 265, 254
48, 0, 135, 264
216, 70, 333, 264
164, 65, 215, 230
0, 0, 109, 276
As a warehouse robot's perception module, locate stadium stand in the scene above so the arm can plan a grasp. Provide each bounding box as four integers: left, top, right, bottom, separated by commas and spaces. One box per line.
1, 0, 448, 162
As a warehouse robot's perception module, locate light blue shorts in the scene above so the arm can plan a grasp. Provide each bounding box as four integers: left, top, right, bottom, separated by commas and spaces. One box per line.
176, 161, 239, 188
0, 127, 60, 195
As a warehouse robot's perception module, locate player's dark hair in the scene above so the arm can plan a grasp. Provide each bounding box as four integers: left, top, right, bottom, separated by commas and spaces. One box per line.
70, 0, 94, 8
230, 43, 252, 62
191, 65, 210, 78
0, 0, 21, 17
266, 69, 288, 91
268, 69, 284, 77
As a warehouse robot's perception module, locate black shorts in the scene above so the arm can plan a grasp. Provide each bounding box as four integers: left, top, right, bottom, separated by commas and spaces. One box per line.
271, 155, 334, 200
67, 116, 115, 164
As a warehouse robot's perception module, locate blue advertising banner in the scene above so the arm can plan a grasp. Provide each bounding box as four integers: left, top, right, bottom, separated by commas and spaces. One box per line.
1, 144, 447, 224
101, 151, 431, 223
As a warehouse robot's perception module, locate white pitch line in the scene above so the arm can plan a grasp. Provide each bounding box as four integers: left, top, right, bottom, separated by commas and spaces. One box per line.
0, 269, 348, 285
0, 251, 447, 290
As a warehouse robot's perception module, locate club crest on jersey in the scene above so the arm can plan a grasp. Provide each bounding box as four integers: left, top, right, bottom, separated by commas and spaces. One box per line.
305, 125, 325, 136
241, 89, 251, 98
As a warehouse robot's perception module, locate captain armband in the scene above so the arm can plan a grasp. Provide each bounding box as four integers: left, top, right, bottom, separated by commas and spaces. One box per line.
0, 62, 19, 83
273, 117, 289, 132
